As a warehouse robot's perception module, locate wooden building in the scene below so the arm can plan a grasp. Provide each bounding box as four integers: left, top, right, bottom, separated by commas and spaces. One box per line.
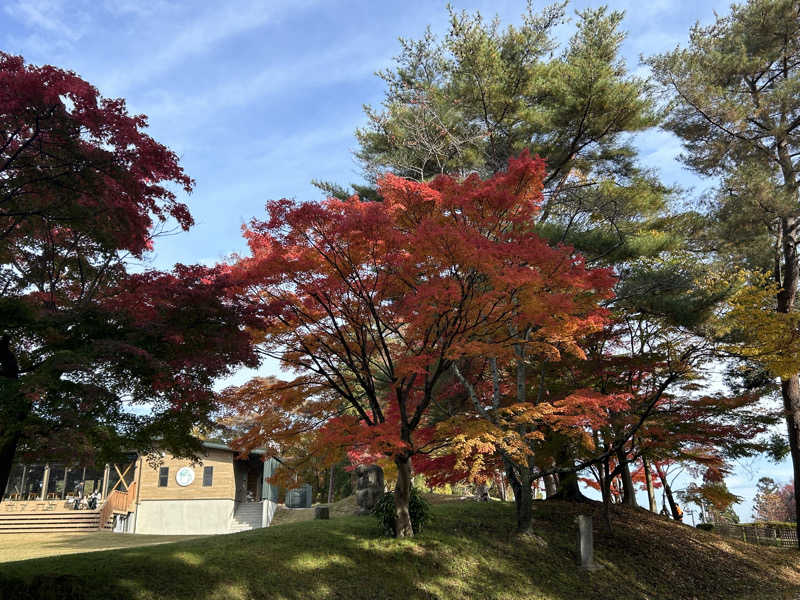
1, 441, 281, 536
128, 441, 280, 535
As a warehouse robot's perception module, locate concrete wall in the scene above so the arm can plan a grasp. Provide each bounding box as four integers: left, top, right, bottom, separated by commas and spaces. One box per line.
134, 499, 235, 535
113, 511, 136, 533
262, 499, 278, 527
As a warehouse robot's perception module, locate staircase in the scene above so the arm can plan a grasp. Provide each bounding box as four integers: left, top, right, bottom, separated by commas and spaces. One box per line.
230, 502, 262, 532
0, 509, 112, 534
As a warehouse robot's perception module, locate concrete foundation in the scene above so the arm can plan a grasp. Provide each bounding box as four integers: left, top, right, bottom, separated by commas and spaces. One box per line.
134, 499, 235, 535
262, 499, 278, 527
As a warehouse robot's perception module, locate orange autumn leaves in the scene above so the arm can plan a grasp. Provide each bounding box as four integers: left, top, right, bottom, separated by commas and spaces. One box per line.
221, 152, 615, 477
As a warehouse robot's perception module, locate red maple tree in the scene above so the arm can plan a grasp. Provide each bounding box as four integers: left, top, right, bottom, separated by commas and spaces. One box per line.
0, 54, 257, 496
226, 153, 614, 536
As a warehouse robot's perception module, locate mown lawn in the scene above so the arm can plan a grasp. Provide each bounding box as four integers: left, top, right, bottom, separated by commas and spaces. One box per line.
0, 531, 203, 563
1, 499, 798, 600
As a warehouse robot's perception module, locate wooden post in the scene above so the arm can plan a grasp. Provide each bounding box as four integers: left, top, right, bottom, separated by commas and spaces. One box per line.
101, 464, 110, 499
62, 467, 70, 499
40, 464, 50, 500
19, 465, 26, 499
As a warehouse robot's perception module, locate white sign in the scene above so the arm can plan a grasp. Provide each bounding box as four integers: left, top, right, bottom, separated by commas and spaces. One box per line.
175, 466, 195, 487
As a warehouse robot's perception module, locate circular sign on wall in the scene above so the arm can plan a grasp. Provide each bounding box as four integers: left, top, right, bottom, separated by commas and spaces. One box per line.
175, 466, 195, 487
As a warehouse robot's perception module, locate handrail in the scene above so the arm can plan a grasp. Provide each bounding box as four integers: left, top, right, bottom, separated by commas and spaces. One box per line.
97, 481, 137, 530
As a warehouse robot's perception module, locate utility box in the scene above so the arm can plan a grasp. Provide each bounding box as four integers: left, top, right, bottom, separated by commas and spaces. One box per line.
285, 484, 313, 508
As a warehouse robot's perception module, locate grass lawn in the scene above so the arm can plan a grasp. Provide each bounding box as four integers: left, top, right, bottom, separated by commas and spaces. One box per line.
1, 498, 799, 600
0, 531, 204, 563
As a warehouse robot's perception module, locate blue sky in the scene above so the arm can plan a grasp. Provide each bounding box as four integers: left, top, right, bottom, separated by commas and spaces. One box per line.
2, 0, 792, 520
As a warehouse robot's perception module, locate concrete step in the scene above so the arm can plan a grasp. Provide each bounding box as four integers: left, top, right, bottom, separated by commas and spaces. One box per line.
230, 502, 263, 532
232, 519, 260, 527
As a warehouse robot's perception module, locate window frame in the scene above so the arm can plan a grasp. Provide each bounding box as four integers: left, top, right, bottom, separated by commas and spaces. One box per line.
202, 466, 213, 487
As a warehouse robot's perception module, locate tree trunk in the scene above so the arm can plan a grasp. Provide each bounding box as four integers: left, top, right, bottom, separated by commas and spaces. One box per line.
394, 455, 414, 537
616, 447, 638, 507
505, 461, 521, 513
655, 464, 679, 520
611, 478, 622, 504
776, 215, 800, 548
642, 456, 657, 512
0, 434, 20, 499
601, 458, 612, 532
780, 376, 800, 549
597, 467, 606, 504
543, 474, 557, 498
549, 468, 590, 502
515, 469, 534, 533
0, 335, 21, 499
327, 464, 335, 504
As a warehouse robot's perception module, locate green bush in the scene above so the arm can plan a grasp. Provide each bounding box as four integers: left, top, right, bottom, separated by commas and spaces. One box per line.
696, 523, 714, 531
373, 487, 431, 537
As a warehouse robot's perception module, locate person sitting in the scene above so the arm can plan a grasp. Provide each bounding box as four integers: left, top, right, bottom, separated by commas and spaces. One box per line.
675, 504, 684, 522
72, 482, 85, 509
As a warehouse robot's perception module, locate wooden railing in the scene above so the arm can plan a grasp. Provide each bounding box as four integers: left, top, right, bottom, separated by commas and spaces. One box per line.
712, 522, 797, 548
98, 481, 136, 530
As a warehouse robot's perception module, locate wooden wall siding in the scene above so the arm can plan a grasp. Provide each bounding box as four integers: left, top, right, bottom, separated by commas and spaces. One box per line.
136, 449, 236, 501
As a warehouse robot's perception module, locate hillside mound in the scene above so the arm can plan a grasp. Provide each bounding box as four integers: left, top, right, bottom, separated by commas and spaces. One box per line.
1, 499, 798, 600
269, 495, 361, 526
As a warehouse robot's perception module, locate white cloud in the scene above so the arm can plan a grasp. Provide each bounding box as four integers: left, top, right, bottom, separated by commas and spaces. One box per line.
4, 0, 88, 41
139, 37, 387, 125
103, 0, 319, 93
101, 0, 173, 18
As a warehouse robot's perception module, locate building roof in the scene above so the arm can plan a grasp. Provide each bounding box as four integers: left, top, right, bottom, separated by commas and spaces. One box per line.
200, 440, 270, 456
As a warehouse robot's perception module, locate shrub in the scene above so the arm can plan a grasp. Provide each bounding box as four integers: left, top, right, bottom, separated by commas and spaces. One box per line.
373, 487, 431, 537
696, 523, 714, 531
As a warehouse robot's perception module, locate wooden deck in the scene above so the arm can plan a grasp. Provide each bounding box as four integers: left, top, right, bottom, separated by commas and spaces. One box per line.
0, 502, 112, 533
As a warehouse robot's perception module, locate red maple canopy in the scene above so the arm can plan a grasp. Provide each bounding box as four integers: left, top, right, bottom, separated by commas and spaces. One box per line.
225, 152, 614, 536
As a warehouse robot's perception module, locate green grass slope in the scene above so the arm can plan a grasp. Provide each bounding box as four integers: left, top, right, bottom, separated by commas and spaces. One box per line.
1, 499, 798, 600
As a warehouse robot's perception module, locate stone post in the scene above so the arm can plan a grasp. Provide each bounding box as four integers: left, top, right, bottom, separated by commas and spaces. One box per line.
576, 515, 602, 571
355, 465, 384, 515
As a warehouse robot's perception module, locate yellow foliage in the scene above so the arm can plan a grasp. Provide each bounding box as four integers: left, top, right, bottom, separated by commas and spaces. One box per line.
718, 271, 800, 379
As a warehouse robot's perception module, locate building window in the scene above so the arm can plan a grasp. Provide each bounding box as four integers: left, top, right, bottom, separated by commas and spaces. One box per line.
158, 467, 168, 487
203, 466, 213, 487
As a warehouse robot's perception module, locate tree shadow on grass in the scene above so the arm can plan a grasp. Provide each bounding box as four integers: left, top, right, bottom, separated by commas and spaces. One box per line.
0, 502, 798, 600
